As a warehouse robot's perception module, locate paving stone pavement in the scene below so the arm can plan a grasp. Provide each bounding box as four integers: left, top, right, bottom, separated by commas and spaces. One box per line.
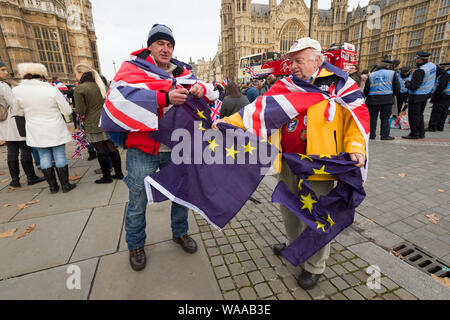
0, 112, 449, 299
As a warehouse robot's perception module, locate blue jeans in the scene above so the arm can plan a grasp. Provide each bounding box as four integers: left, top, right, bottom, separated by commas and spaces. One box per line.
123, 148, 189, 250
32, 148, 40, 167
35, 145, 67, 170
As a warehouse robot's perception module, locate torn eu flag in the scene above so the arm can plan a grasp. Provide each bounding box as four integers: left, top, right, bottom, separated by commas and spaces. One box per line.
272, 153, 366, 267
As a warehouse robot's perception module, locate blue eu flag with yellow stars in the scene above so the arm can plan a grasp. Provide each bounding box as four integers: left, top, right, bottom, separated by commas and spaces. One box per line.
272, 153, 366, 267
145, 95, 279, 229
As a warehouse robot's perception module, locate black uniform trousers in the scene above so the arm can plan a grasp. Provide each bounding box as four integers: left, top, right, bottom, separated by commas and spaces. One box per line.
397, 92, 409, 115
368, 104, 392, 139
428, 102, 449, 131
408, 101, 427, 138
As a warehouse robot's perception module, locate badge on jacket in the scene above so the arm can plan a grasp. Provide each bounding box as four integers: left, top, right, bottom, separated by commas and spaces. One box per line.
287, 119, 298, 132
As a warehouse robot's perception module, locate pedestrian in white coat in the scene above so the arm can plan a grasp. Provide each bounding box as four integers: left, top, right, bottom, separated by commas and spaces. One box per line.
0, 61, 44, 187
13, 63, 76, 194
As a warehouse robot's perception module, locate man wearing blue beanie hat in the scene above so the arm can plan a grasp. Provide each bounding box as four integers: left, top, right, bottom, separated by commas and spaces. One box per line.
147, 24, 175, 48
102, 23, 219, 272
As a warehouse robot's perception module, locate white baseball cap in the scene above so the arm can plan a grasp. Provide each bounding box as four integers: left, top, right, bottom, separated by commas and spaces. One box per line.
282, 37, 322, 59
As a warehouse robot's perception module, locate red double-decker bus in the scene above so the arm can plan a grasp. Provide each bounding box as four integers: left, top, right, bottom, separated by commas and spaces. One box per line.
237, 43, 358, 83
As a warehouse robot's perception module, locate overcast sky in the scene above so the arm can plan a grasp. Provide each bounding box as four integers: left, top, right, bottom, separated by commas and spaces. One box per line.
91, 0, 369, 81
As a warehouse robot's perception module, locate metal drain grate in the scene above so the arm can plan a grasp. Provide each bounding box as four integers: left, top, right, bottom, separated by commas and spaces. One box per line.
392, 242, 450, 278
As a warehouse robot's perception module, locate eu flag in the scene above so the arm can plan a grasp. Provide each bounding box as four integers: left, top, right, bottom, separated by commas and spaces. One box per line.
144, 96, 279, 229
272, 153, 366, 267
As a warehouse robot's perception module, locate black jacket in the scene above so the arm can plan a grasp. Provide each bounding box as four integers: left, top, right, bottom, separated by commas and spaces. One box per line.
432, 69, 450, 104
406, 62, 431, 103
363, 67, 401, 106
220, 95, 250, 118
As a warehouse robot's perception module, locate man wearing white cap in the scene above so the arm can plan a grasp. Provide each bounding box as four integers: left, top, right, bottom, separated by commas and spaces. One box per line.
214, 38, 367, 290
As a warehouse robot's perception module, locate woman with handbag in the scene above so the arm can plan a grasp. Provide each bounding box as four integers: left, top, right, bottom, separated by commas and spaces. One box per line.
12, 63, 76, 194
73, 64, 123, 184
0, 61, 44, 187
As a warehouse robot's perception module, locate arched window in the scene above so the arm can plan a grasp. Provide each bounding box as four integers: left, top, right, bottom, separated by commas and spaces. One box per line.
237, 0, 241, 13
279, 21, 304, 53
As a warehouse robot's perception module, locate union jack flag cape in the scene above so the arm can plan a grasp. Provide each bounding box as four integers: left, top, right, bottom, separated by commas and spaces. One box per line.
236, 62, 370, 180
99, 49, 219, 133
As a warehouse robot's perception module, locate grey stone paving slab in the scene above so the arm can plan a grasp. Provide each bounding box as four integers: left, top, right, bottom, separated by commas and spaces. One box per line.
0, 189, 42, 224
118, 203, 199, 251
70, 204, 126, 263
422, 238, 450, 259
360, 226, 404, 249
12, 182, 115, 221
0, 179, 47, 193
0, 258, 98, 300
109, 180, 129, 205
89, 234, 222, 300
334, 227, 367, 247
348, 242, 450, 300
0, 209, 91, 279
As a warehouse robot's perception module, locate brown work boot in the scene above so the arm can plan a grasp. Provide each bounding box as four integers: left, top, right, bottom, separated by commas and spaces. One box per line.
129, 246, 146, 271
173, 235, 198, 254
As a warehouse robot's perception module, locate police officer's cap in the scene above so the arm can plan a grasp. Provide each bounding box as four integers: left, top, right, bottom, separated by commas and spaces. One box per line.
381, 59, 393, 64
439, 62, 450, 67
416, 51, 431, 59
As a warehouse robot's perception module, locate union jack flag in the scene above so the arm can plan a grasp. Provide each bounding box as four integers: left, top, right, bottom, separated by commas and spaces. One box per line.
100, 48, 219, 133
72, 116, 90, 159
52, 81, 68, 92
245, 66, 257, 78
210, 100, 222, 121
221, 78, 229, 88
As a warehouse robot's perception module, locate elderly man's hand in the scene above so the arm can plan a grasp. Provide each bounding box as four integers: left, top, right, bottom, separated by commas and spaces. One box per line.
168, 87, 189, 105
212, 119, 226, 130
190, 83, 205, 98
350, 153, 365, 168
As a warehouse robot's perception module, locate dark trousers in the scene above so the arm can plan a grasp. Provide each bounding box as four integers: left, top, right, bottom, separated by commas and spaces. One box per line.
397, 92, 409, 115
6, 141, 33, 162
428, 102, 449, 131
368, 104, 392, 139
408, 101, 427, 137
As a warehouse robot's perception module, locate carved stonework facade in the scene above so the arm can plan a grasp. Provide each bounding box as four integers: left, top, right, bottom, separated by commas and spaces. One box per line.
220, 0, 450, 81
0, 0, 100, 83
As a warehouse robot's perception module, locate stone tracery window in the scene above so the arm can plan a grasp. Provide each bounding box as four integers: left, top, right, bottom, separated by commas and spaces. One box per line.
279, 21, 304, 53
33, 25, 64, 73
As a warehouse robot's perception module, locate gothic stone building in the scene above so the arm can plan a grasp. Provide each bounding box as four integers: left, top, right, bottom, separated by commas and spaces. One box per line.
220, 0, 450, 81
0, 0, 100, 83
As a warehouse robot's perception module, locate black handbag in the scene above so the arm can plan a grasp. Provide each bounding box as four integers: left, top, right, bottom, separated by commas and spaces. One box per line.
13, 116, 26, 137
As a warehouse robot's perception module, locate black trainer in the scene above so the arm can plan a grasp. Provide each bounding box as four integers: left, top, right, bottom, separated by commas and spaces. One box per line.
297, 269, 322, 290
273, 243, 287, 256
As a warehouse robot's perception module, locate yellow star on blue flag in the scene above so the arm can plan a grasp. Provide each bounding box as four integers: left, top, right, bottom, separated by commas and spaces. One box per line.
298, 154, 314, 162
225, 146, 239, 159
313, 165, 330, 175
316, 221, 326, 233
298, 179, 304, 191
300, 193, 317, 213
196, 109, 207, 120
208, 139, 220, 152
326, 214, 335, 229
198, 122, 206, 131
242, 142, 256, 155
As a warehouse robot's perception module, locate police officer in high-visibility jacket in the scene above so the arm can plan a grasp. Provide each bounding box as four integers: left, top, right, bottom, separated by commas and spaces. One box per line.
403, 51, 437, 139
364, 59, 400, 140
427, 62, 450, 132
